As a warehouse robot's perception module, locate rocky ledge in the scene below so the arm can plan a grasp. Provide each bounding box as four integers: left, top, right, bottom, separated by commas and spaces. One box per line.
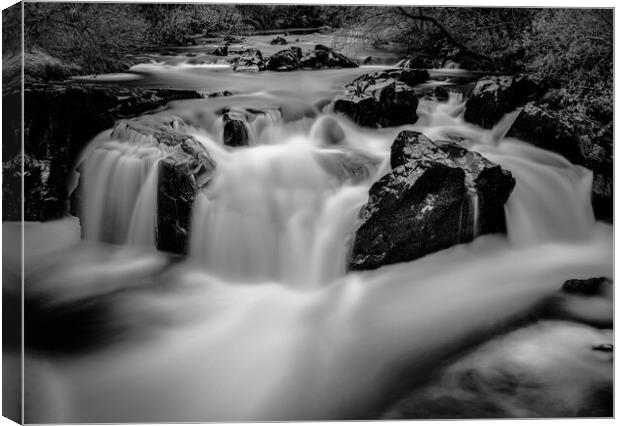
3, 84, 214, 222
349, 130, 515, 270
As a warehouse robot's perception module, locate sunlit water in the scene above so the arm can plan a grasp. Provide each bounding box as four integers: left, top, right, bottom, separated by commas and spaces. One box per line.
17, 63, 612, 422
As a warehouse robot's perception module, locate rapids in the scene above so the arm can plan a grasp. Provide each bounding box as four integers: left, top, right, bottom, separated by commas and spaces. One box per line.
18, 61, 612, 422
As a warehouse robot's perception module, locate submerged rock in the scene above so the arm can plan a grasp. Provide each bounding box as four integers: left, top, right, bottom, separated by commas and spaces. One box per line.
309, 115, 346, 146
231, 48, 265, 71
313, 149, 383, 184
349, 130, 515, 270
464, 74, 542, 128
265, 47, 303, 71
331, 70, 422, 128
299, 44, 358, 69
506, 102, 612, 221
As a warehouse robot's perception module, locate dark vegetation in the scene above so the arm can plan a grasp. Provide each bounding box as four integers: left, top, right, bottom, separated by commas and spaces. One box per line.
14, 5, 611, 114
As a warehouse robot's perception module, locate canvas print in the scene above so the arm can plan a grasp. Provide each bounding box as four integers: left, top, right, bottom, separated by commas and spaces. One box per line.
2, 2, 614, 423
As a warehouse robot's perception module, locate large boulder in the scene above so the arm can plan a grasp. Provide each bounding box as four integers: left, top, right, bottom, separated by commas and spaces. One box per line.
349, 130, 515, 270
231, 48, 265, 71
299, 44, 358, 69
506, 102, 613, 221
265, 47, 303, 72
331, 71, 421, 128
464, 74, 543, 128
3, 84, 207, 222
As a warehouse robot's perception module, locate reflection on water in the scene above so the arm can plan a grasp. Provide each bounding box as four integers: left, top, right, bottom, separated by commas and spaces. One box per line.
18, 61, 613, 422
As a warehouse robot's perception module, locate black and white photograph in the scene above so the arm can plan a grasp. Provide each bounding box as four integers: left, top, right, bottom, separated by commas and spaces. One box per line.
1, 1, 615, 423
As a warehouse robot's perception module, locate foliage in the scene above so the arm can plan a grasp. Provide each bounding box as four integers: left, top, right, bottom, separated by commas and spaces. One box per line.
24, 3, 149, 74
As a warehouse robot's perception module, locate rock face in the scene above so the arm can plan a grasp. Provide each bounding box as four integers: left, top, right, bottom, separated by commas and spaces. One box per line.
299, 44, 358, 69
331, 70, 425, 128
232, 48, 265, 71
464, 74, 542, 128
3, 84, 207, 222
507, 102, 613, 221
270, 36, 288, 45
265, 47, 303, 71
349, 130, 515, 270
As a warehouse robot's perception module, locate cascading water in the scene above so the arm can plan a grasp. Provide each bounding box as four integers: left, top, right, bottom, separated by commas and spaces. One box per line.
24, 66, 612, 423
81, 142, 164, 245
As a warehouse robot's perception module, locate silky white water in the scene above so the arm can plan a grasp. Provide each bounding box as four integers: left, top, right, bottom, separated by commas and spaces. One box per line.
22, 71, 612, 422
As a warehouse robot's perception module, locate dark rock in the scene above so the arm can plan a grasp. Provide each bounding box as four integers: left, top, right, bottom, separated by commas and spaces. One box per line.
299, 45, 358, 69
185, 52, 197, 57
592, 344, 613, 353
157, 134, 216, 254
270, 36, 288, 45
464, 74, 543, 128
562, 277, 612, 296
231, 48, 265, 71
223, 35, 243, 43
3, 84, 207, 222
433, 86, 450, 102
361, 56, 373, 65
331, 70, 422, 128
212, 45, 228, 56
223, 111, 250, 147
265, 47, 303, 72
507, 103, 613, 221
349, 130, 515, 270
396, 54, 437, 69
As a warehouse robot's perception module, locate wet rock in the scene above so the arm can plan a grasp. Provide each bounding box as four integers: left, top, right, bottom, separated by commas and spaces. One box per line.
265, 47, 303, 72
299, 44, 358, 69
270, 36, 288, 45
331, 71, 421, 128
157, 134, 216, 254
464, 74, 543, 128
507, 103, 612, 221
212, 45, 228, 56
223, 35, 243, 43
433, 86, 450, 102
4, 84, 206, 222
232, 48, 265, 72
592, 344, 613, 353
349, 130, 515, 270
396, 54, 437, 69
223, 110, 250, 147
562, 277, 612, 296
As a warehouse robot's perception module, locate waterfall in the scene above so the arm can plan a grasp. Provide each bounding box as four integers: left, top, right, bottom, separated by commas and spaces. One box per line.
188, 139, 369, 286
80, 142, 163, 245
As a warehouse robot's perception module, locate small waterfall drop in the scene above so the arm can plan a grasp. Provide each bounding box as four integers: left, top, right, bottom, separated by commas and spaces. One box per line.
81, 142, 163, 244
